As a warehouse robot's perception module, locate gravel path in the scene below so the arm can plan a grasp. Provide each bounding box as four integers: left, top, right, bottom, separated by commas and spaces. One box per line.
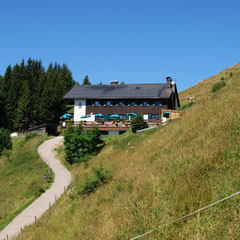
0, 136, 71, 240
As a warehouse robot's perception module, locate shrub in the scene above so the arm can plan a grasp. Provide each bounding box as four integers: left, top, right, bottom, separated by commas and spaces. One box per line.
64, 125, 105, 164
93, 165, 112, 183
131, 115, 148, 133
24, 132, 37, 143
0, 128, 12, 156
212, 81, 226, 93
77, 166, 112, 195
77, 174, 99, 195
29, 180, 45, 197
86, 126, 105, 154
179, 101, 195, 110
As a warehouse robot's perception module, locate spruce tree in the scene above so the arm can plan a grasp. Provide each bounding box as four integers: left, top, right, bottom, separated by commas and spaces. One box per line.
0, 75, 6, 128
0, 65, 12, 128
82, 75, 91, 85
3, 65, 15, 130
14, 80, 31, 130
6, 62, 27, 130
0, 59, 75, 131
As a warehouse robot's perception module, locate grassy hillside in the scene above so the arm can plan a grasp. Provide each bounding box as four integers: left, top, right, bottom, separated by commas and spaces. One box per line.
179, 62, 240, 106
17, 63, 240, 239
0, 135, 53, 230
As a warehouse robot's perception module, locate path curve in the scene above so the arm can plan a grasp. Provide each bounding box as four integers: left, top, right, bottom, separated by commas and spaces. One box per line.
0, 136, 71, 240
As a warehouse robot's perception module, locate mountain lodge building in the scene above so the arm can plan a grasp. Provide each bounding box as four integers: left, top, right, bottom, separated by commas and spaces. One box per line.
63, 77, 180, 136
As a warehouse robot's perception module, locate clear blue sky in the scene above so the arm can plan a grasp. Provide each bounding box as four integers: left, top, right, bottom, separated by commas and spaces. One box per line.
0, 0, 239, 92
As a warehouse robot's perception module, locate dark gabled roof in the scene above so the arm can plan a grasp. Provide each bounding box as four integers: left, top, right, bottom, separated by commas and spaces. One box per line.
63, 84, 173, 99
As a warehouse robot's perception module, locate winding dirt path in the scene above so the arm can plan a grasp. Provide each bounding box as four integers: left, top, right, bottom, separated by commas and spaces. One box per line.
0, 136, 71, 240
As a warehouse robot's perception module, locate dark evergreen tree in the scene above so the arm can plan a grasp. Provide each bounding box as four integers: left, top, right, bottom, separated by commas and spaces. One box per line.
2, 66, 13, 129
0, 59, 75, 131
31, 60, 46, 125
14, 80, 31, 130
131, 115, 148, 133
0, 128, 12, 156
0, 75, 6, 128
39, 63, 75, 124
82, 75, 91, 85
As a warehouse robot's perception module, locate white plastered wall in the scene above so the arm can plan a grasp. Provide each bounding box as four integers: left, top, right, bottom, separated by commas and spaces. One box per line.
85, 114, 95, 122
74, 99, 86, 122
143, 114, 149, 120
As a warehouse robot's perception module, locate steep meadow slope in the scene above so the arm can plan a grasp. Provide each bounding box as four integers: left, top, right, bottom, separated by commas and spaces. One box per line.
17, 63, 240, 239
179, 62, 240, 105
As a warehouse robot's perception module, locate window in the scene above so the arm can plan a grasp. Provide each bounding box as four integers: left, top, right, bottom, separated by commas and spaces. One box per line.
152, 114, 159, 119
143, 100, 149, 106
119, 101, 125, 106
131, 101, 137, 106
154, 101, 162, 106
95, 100, 101, 106
107, 100, 112, 106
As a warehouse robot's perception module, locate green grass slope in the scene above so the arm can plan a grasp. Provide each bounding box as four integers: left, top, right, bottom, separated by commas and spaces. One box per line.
179, 62, 240, 106
17, 64, 240, 239
0, 135, 53, 230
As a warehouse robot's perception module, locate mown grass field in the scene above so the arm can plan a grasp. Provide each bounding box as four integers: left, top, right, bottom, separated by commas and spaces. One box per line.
0, 135, 53, 231
16, 63, 240, 239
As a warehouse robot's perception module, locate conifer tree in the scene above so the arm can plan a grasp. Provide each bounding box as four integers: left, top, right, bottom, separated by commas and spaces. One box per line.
0, 75, 6, 128
3, 65, 14, 129
0, 59, 75, 131
14, 80, 31, 130
6, 62, 26, 130
0, 67, 12, 129
82, 75, 91, 85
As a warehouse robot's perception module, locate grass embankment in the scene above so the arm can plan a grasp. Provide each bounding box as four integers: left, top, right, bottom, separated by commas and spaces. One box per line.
179, 62, 240, 106
17, 63, 240, 239
0, 134, 53, 231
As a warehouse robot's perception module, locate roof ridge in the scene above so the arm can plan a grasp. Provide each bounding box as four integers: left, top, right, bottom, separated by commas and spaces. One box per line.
76, 83, 166, 86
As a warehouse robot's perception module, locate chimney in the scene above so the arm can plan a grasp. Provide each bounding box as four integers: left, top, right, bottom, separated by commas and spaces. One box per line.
166, 77, 172, 88
110, 80, 119, 85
